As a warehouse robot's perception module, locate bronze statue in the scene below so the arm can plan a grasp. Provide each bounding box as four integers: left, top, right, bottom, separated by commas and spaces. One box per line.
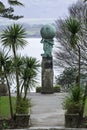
40, 24, 56, 57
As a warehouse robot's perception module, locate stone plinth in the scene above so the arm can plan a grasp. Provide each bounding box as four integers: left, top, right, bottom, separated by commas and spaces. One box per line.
41, 57, 54, 94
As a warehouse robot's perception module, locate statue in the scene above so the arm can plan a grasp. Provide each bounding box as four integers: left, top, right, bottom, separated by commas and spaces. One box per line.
41, 38, 54, 57
40, 24, 56, 94
40, 24, 56, 57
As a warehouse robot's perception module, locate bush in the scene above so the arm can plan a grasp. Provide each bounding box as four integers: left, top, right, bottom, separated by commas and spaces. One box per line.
53, 85, 61, 92
36, 85, 61, 93
63, 86, 83, 114
36, 87, 41, 93
16, 98, 30, 114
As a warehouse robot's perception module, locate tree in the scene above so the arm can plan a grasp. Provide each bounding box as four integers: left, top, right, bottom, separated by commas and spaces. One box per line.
54, 1, 87, 85
0, 49, 14, 118
64, 18, 81, 87
55, 67, 77, 91
55, 0, 87, 121
0, 0, 23, 20
20, 56, 40, 99
1, 24, 27, 112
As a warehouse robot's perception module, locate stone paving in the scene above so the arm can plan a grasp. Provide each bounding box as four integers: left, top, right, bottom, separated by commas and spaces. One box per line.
7, 92, 87, 130
28, 92, 66, 127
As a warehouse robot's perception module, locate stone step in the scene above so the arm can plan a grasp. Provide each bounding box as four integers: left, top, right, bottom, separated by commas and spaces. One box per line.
28, 127, 87, 130
29, 93, 66, 127
6, 127, 87, 130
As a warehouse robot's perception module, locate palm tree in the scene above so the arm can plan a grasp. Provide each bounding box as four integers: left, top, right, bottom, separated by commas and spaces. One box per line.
64, 18, 87, 122
20, 56, 40, 99
1, 24, 27, 111
65, 18, 81, 87
0, 49, 13, 118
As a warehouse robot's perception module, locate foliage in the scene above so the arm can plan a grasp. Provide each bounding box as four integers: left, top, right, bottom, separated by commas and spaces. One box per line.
54, 1, 87, 73
1, 23, 40, 115
84, 99, 87, 116
36, 85, 61, 93
1, 24, 27, 113
0, 49, 14, 118
1, 24, 27, 50
53, 85, 61, 92
16, 98, 30, 114
65, 18, 81, 48
0, 0, 23, 20
63, 86, 83, 114
36, 87, 41, 93
20, 57, 40, 93
55, 67, 77, 91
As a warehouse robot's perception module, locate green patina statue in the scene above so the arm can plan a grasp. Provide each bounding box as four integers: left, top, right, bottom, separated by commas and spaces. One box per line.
40, 24, 56, 57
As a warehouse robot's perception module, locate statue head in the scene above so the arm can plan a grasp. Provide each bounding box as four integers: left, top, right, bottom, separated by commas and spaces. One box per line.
40, 24, 56, 39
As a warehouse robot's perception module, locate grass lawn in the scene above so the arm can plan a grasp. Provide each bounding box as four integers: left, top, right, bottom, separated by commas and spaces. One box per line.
0, 96, 16, 118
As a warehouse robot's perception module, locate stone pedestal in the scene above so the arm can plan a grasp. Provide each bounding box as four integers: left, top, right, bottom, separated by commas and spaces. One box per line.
41, 57, 54, 94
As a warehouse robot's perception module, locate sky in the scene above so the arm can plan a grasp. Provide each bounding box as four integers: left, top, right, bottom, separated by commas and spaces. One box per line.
0, 0, 78, 24
15, 0, 78, 19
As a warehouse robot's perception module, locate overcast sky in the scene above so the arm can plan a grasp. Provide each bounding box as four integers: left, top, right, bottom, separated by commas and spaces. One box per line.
15, 0, 78, 19
0, 0, 79, 24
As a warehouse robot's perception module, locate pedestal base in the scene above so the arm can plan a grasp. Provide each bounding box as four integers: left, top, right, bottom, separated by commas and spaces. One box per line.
41, 57, 54, 94
41, 87, 54, 94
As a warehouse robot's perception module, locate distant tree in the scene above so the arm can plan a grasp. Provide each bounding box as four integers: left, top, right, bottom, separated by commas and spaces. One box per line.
0, 0, 23, 20
55, 67, 77, 91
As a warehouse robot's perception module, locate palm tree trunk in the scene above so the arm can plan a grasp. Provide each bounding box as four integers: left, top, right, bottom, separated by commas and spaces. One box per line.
78, 45, 80, 88
20, 80, 26, 94
24, 87, 28, 100
12, 44, 20, 112
24, 81, 29, 100
76, 45, 81, 88
4, 71, 13, 119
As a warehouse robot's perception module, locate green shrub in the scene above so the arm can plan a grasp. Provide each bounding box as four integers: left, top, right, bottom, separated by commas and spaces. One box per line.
16, 98, 30, 114
36, 85, 61, 93
36, 87, 41, 93
63, 85, 83, 114
53, 85, 61, 92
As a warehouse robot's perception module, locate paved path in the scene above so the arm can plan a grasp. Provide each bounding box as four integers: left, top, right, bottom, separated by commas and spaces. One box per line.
28, 93, 66, 127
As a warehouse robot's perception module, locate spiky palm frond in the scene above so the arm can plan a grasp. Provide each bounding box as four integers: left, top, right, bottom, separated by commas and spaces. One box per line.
0, 49, 10, 69
0, 49, 13, 76
65, 18, 81, 48
20, 57, 40, 93
8, 0, 24, 6
23, 57, 40, 71
65, 18, 81, 34
12, 55, 24, 75
21, 56, 40, 80
1, 24, 27, 50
